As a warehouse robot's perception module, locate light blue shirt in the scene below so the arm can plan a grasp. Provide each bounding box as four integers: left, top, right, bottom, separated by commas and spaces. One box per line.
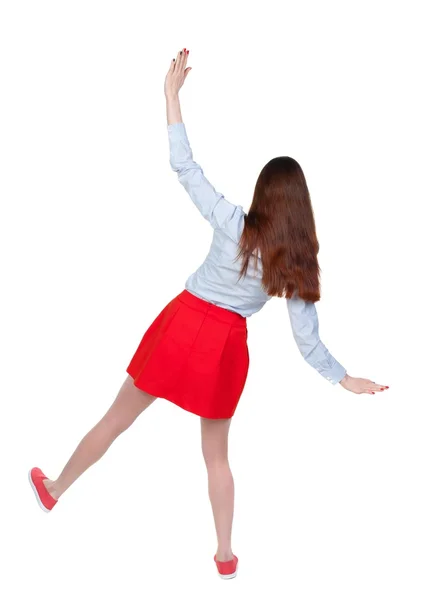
168, 121, 347, 385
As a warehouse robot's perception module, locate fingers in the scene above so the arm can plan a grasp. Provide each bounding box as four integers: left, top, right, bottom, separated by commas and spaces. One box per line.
366, 380, 389, 395
175, 47, 189, 73
349, 378, 389, 395
170, 49, 181, 73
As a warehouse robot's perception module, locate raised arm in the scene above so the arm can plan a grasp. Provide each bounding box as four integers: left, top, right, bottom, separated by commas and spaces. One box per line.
286, 293, 388, 394
164, 48, 240, 229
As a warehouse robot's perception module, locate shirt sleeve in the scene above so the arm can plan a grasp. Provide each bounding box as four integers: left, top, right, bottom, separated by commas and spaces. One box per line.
286, 292, 347, 385
168, 121, 240, 229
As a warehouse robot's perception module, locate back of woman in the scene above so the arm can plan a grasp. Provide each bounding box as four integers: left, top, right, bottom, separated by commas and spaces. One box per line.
168, 119, 347, 387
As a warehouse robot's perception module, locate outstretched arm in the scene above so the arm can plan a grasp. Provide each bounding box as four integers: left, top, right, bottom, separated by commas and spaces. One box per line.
164, 49, 240, 229
287, 293, 346, 384
287, 293, 388, 394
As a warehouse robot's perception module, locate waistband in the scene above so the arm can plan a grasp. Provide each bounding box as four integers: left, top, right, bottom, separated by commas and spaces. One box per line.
177, 290, 247, 327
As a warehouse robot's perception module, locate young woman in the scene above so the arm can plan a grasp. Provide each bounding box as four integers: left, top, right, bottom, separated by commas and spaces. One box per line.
29, 48, 388, 580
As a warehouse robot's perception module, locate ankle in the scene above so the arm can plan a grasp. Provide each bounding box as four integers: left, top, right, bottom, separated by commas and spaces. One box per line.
43, 479, 61, 500
216, 549, 234, 562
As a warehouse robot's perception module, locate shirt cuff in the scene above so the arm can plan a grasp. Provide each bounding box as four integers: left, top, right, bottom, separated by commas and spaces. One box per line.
167, 121, 186, 133
318, 361, 347, 385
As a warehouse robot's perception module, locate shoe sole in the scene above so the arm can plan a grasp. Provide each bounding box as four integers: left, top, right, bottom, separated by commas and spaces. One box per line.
218, 572, 237, 579
217, 565, 238, 579
28, 469, 52, 513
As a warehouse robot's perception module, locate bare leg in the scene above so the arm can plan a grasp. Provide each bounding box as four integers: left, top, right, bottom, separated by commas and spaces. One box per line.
44, 375, 156, 499
201, 417, 234, 561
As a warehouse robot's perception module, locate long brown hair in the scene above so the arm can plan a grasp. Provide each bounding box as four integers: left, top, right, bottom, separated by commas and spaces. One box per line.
236, 156, 321, 302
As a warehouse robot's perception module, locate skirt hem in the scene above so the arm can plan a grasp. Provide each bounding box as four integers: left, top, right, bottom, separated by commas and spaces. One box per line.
126, 369, 235, 419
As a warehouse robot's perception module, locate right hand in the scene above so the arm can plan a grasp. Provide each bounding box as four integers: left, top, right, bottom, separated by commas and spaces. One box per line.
339, 374, 389, 395
164, 47, 192, 98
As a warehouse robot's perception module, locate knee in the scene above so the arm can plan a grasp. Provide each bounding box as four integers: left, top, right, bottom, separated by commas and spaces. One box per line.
101, 414, 130, 438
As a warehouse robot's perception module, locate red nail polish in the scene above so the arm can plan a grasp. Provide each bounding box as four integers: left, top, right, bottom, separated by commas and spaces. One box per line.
371, 392, 375, 394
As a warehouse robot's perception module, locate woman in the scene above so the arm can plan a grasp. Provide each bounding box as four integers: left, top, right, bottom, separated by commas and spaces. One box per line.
29, 48, 388, 580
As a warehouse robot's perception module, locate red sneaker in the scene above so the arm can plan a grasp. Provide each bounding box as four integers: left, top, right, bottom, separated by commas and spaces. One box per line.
214, 554, 239, 579
28, 467, 57, 512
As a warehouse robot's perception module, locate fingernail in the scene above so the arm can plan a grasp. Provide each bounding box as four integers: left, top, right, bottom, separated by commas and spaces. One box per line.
187, 50, 189, 54
371, 392, 375, 394
180, 51, 182, 55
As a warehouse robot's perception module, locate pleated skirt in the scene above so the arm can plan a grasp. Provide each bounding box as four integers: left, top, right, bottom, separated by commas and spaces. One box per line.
126, 289, 249, 419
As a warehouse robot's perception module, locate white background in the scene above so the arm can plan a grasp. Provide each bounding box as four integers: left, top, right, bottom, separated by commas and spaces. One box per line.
1, 1, 428, 598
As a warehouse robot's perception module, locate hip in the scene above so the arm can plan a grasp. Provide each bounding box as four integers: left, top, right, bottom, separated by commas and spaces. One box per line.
176, 289, 247, 330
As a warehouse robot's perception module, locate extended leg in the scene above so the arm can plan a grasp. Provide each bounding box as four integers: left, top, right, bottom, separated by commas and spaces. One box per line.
200, 417, 234, 561
44, 375, 156, 499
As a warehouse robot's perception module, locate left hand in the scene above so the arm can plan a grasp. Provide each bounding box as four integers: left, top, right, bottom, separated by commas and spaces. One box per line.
339, 374, 389, 395
164, 47, 192, 98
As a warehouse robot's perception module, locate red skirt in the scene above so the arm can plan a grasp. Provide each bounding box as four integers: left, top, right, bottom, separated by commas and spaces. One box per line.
126, 289, 249, 419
